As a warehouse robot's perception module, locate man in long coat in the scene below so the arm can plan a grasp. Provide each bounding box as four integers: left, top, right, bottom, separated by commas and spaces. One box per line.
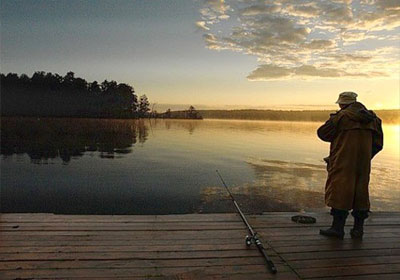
317, 92, 383, 239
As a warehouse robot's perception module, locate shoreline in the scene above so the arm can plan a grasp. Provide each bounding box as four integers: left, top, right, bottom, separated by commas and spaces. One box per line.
198, 109, 400, 124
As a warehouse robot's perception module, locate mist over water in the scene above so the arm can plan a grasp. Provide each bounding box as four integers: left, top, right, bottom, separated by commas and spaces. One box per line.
1, 117, 399, 214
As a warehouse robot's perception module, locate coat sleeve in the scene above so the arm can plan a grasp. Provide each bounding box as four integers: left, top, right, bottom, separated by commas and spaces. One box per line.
317, 114, 340, 142
371, 117, 383, 159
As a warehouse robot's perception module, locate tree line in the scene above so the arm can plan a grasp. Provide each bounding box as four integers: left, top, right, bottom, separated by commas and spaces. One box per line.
0, 71, 152, 118
1, 71, 203, 119
159, 106, 202, 119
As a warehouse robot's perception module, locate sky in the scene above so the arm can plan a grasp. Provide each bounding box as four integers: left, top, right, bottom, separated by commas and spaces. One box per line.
1, 0, 399, 110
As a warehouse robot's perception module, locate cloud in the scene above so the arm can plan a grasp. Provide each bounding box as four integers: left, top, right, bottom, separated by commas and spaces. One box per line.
284, 4, 320, 18
330, 53, 372, 62
248, 63, 389, 80
196, 21, 210, 30
318, 1, 353, 24
376, 0, 400, 10
240, 4, 280, 16
341, 30, 378, 42
197, 0, 400, 80
204, 0, 229, 14
247, 64, 292, 80
294, 65, 343, 77
203, 33, 225, 50
199, 0, 230, 26
302, 39, 335, 49
247, 64, 374, 80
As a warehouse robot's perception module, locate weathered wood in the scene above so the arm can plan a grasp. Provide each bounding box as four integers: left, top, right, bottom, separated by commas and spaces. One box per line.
1, 226, 398, 238
0, 238, 251, 247
0, 249, 269, 261
3, 219, 399, 229
262, 232, 400, 241
0, 264, 293, 279
275, 241, 400, 253
0, 223, 248, 231
166, 271, 300, 280
1, 231, 397, 243
297, 263, 400, 278
2, 241, 399, 255
257, 226, 400, 237
52, 272, 301, 280
1, 211, 399, 279
2, 236, 398, 248
0, 229, 249, 237
269, 237, 400, 247
281, 248, 400, 261
0, 243, 271, 253
0, 256, 282, 270
290, 255, 400, 269
311, 274, 400, 280
0, 213, 240, 222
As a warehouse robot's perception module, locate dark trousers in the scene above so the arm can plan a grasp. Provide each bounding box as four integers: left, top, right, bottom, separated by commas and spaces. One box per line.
331, 208, 369, 219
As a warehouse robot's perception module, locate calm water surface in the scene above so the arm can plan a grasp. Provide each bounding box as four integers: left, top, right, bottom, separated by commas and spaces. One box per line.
1, 118, 399, 214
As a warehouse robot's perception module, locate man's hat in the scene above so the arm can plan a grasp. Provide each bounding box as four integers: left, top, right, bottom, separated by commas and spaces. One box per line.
336, 91, 357, 104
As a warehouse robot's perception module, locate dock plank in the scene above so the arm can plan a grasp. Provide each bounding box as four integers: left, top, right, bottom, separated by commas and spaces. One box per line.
0, 264, 292, 279
0, 256, 275, 270
297, 263, 400, 278
1, 211, 399, 279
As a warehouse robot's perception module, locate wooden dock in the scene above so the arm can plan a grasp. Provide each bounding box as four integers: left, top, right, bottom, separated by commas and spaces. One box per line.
0, 212, 399, 279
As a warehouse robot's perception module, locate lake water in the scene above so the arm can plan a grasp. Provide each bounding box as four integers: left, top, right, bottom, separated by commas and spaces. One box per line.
1, 117, 399, 214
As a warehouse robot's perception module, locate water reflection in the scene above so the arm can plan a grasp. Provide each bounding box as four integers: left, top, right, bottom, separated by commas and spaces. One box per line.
0, 118, 203, 163
1, 117, 399, 214
1, 118, 148, 163
198, 157, 400, 212
199, 160, 327, 213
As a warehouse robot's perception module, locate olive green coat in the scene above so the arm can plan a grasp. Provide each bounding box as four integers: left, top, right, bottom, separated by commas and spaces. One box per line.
317, 102, 383, 210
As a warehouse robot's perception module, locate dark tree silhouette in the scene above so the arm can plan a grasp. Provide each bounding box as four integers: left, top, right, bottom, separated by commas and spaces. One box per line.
159, 106, 202, 119
187, 105, 200, 119
0, 71, 139, 118
138, 94, 150, 117
165, 108, 172, 118
88, 81, 101, 95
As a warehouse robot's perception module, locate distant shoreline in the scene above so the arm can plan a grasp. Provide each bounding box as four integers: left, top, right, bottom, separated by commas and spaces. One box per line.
2, 108, 399, 123
198, 109, 399, 123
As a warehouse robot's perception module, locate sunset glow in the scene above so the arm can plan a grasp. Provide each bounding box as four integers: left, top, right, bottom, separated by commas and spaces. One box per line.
1, 0, 399, 110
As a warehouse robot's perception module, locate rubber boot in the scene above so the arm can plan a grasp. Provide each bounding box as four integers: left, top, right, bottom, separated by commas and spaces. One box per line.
320, 208, 348, 239
350, 210, 369, 239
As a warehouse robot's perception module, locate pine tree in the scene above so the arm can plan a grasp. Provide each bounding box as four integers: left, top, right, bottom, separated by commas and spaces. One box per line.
138, 94, 150, 117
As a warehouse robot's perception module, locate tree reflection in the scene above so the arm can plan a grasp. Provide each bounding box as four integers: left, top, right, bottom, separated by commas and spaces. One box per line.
137, 119, 149, 143
1, 117, 149, 163
162, 119, 200, 134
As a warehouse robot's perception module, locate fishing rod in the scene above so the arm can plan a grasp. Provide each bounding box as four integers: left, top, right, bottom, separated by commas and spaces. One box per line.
216, 170, 277, 274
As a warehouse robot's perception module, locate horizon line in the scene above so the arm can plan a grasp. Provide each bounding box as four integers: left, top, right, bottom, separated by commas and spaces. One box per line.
154, 104, 399, 111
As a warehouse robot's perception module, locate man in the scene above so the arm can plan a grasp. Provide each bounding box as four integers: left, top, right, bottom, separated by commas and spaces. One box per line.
317, 92, 383, 239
